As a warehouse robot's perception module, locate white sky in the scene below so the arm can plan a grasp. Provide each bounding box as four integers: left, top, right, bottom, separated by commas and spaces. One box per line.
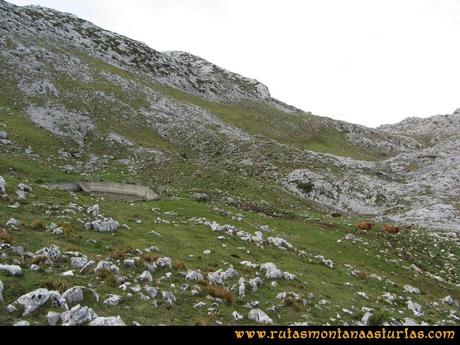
7, 0, 460, 127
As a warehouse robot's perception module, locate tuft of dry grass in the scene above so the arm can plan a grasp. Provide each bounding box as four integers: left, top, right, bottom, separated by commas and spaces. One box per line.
109, 246, 133, 260
193, 318, 210, 326
0, 228, 13, 243
285, 298, 304, 312
97, 269, 118, 287
31, 219, 46, 232
30, 255, 46, 265
59, 223, 73, 236
202, 283, 235, 305
356, 271, 368, 280
172, 260, 186, 271
44, 278, 68, 293
141, 252, 159, 263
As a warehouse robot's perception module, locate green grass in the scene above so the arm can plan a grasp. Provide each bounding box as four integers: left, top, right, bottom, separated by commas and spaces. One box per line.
0, 167, 458, 325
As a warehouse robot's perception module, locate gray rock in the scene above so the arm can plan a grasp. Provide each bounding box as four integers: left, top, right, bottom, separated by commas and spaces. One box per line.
249, 277, 263, 293
16, 183, 32, 199
47, 311, 61, 326
156, 257, 172, 269
192, 192, 209, 202
15, 288, 68, 316
185, 270, 204, 281
62, 286, 84, 305
123, 259, 136, 268
104, 294, 122, 306
0, 131, 7, 139
267, 237, 293, 250
6, 218, 19, 229
248, 309, 273, 325
403, 284, 421, 294
86, 218, 119, 233
441, 295, 455, 305
161, 291, 176, 305
89, 316, 126, 326
144, 287, 158, 299
207, 267, 238, 285
0, 264, 22, 276
87, 204, 100, 217
94, 261, 120, 274
359, 311, 374, 326
70, 257, 88, 269
138, 271, 153, 283
260, 225, 271, 232
61, 304, 98, 326
14, 321, 30, 326
0, 280, 3, 302
232, 311, 244, 321
6, 304, 17, 313
34, 245, 61, 264
407, 300, 423, 317
0, 176, 5, 195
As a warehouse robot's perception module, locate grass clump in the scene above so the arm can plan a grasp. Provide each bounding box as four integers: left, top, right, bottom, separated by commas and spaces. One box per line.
30, 219, 46, 232
97, 269, 118, 287
0, 228, 14, 244
201, 283, 235, 305
172, 260, 186, 271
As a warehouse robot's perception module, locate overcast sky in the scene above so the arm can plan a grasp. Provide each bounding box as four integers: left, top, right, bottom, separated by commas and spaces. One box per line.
8, 0, 460, 127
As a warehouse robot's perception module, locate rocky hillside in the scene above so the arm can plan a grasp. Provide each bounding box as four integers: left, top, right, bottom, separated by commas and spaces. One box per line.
0, 0, 459, 326
379, 110, 460, 142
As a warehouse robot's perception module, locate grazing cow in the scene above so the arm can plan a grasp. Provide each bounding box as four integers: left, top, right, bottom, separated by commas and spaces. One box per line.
331, 213, 342, 218
383, 224, 400, 234
355, 221, 373, 231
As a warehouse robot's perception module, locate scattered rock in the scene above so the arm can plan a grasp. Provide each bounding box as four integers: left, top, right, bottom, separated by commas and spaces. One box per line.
34, 245, 61, 264
138, 271, 153, 283
16, 183, 32, 200
185, 270, 204, 281
6, 218, 20, 230
15, 288, 68, 316
14, 321, 30, 326
192, 192, 209, 202
62, 287, 84, 305
47, 311, 61, 326
124, 259, 136, 268
407, 300, 423, 317
94, 261, 120, 274
156, 257, 172, 269
85, 218, 119, 233
441, 296, 455, 305
0, 176, 5, 195
232, 311, 244, 321
267, 237, 293, 250
87, 204, 101, 217
89, 316, 126, 326
0, 264, 22, 276
248, 309, 273, 325
161, 291, 176, 305
403, 284, 421, 294
409, 264, 423, 274
70, 257, 88, 269
61, 304, 98, 326
359, 311, 373, 326
104, 294, 122, 306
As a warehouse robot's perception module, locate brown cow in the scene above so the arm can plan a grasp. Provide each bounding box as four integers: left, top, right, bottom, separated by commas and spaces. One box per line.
331, 213, 342, 218
356, 221, 373, 231
383, 224, 400, 234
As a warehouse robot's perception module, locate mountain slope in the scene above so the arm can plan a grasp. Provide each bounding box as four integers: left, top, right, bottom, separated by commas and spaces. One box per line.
0, 0, 459, 327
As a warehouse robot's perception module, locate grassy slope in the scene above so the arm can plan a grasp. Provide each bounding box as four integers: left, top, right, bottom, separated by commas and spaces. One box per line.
0, 164, 458, 325
0, 44, 458, 326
